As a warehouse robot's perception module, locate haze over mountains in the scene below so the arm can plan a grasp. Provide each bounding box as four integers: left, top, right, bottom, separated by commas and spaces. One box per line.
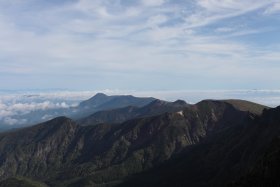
0, 93, 155, 130
1, 89, 280, 130
0, 93, 279, 186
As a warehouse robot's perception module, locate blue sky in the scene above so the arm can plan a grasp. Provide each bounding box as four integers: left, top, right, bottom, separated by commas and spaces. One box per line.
0, 0, 280, 91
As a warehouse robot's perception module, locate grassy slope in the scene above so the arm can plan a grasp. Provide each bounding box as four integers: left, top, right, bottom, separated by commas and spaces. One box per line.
222, 99, 269, 115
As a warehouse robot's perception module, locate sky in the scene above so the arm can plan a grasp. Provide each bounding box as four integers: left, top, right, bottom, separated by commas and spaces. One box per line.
0, 0, 280, 91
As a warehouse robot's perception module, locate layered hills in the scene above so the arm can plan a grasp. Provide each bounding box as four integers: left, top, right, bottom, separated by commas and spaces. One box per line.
0, 94, 278, 187
79, 99, 189, 126
73, 93, 156, 119
0, 93, 155, 130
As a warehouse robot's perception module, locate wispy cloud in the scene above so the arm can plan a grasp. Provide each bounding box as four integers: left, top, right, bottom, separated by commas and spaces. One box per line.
0, 0, 279, 90
264, 2, 280, 14
0, 100, 71, 119
142, 0, 165, 7
183, 0, 275, 28
3, 117, 27, 126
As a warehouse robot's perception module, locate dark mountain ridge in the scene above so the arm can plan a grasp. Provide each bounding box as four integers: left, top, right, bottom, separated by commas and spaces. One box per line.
0, 93, 156, 131
74, 93, 156, 119
119, 105, 280, 187
79, 99, 189, 126
0, 99, 270, 186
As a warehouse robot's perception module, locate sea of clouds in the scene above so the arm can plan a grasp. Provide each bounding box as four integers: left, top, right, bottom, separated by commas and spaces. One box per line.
0, 90, 97, 125
1, 89, 280, 126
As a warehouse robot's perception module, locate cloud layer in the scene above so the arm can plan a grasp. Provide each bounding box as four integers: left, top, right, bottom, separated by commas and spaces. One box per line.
1, 89, 280, 126
0, 0, 279, 90
0, 90, 94, 125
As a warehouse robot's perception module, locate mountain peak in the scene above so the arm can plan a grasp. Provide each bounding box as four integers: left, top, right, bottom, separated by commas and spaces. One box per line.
93, 93, 108, 98
38, 116, 77, 131
47, 116, 73, 123
150, 99, 168, 105
196, 99, 223, 106
79, 93, 110, 108
173, 99, 187, 105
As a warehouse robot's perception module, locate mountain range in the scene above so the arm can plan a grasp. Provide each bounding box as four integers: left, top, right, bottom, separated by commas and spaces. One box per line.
79, 99, 189, 126
0, 93, 279, 187
0, 93, 155, 131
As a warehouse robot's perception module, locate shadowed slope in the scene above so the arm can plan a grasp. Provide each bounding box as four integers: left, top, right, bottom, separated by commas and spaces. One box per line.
0, 177, 47, 187
118, 106, 280, 187
0, 100, 272, 187
79, 99, 189, 126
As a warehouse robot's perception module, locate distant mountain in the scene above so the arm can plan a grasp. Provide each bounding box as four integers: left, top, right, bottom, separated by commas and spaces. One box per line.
79, 93, 113, 108
79, 99, 189, 126
0, 99, 271, 186
0, 93, 155, 130
69, 93, 156, 119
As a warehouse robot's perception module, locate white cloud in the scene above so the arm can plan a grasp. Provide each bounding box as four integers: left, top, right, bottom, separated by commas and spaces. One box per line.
264, 2, 280, 14
0, 0, 279, 91
3, 117, 19, 125
147, 15, 168, 27
3, 117, 27, 126
142, 0, 165, 7
196, 0, 273, 14
0, 110, 13, 119
0, 91, 93, 125
215, 27, 234, 33
0, 95, 76, 120
184, 0, 275, 28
